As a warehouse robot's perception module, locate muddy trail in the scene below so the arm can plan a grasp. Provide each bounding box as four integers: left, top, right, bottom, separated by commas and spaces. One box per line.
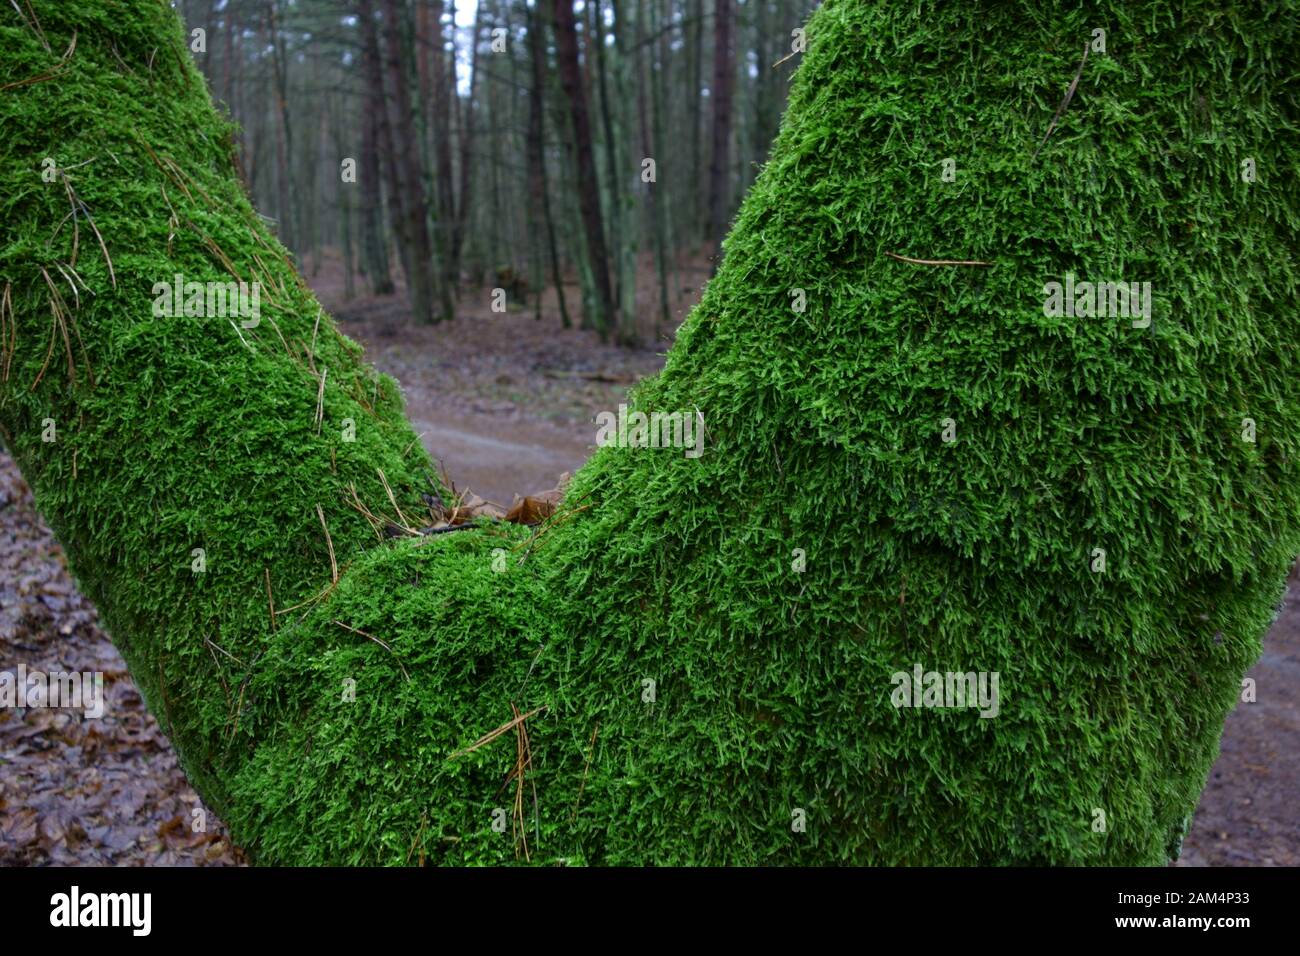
2, 261, 1296, 865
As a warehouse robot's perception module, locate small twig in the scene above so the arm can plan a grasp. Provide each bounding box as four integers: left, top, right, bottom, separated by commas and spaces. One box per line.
1032, 41, 1091, 162
884, 250, 995, 267
0, 24, 71, 90
345, 482, 386, 540
512, 702, 531, 861
400, 430, 429, 459
406, 813, 428, 867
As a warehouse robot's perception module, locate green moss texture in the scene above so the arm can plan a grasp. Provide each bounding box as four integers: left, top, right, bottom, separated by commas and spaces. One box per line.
2, 0, 1298, 865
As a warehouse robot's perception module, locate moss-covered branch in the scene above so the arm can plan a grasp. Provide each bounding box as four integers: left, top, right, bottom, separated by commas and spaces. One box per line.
2, 0, 1297, 864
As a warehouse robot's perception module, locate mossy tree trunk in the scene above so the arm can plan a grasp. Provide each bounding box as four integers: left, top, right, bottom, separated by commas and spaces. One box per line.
1, 0, 1297, 865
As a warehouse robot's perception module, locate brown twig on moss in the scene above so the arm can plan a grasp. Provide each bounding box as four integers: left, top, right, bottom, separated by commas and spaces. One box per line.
33, 266, 79, 390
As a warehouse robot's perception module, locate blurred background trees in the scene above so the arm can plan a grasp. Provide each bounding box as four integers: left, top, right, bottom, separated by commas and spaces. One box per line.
173, 0, 818, 343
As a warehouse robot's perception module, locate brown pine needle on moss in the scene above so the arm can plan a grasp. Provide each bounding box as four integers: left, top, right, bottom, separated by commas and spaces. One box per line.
1032, 41, 1091, 162
447, 706, 546, 760
884, 251, 995, 267
316, 504, 338, 584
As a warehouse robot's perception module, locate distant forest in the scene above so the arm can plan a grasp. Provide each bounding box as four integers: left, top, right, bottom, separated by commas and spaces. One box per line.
173, 0, 820, 342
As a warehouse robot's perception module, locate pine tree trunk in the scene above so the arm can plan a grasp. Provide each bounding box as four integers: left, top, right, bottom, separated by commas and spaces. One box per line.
552, 0, 615, 338
706, 0, 733, 274
528, 1, 571, 328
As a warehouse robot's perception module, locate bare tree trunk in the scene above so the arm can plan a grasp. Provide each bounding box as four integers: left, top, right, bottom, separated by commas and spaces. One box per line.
266, 0, 296, 251
707, 0, 734, 274
688, 0, 704, 241
552, 0, 614, 338
334, 90, 357, 300
221, 0, 234, 105
451, 4, 483, 281
356, 0, 395, 295
609, 0, 638, 345
528, 0, 571, 327
385, 0, 440, 323
431, 0, 457, 299
641, 0, 671, 339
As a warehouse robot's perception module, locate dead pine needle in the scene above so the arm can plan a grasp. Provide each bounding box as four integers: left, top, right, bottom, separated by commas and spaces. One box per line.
316, 503, 338, 584
377, 467, 416, 532
0, 282, 14, 383
447, 706, 546, 760
333, 620, 410, 681
1032, 41, 1091, 162
314, 365, 327, 433
264, 567, 276, 633
885, 250, 996, 267
570, 720, 601, 822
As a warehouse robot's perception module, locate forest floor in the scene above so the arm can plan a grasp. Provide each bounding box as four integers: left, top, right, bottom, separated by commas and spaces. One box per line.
1, 256, 1296, 865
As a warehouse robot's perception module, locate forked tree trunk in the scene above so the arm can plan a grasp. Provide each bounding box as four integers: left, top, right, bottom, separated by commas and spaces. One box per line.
1, 0, 1295, 867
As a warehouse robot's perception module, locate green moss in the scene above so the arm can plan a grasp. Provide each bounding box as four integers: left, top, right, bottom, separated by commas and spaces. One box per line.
2, 0, 1297, 865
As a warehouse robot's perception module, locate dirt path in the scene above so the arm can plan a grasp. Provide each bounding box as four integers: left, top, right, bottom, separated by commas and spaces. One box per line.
406, 416, 589, 506
1174, 563, 1300, 866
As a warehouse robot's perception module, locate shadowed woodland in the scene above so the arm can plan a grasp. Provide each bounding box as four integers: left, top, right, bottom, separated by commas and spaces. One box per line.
174, 0, 819, 343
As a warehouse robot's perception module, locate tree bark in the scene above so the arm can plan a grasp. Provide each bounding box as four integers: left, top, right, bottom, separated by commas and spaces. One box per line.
706, 0, 734, 274
552, 0, 615, 338
528, 0, 571, 328
377, 0, 440, 323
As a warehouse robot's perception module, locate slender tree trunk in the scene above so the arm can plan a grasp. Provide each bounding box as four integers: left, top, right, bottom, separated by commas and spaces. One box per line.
642, 0, 671, 340
707, 0, 734, 274
265, 0, 296, 251
688, 0, 704, 241
334, 91, 357, 300
609, 0, 638, 344
431, 1, 457, 299
356, 0, 395, 295
385, 0, 442, 323
552, 0, 614, 338
592, 0, 621, 314
221, 0, 234, 105
528, 1, 571, 328
451, 4, 483, 281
